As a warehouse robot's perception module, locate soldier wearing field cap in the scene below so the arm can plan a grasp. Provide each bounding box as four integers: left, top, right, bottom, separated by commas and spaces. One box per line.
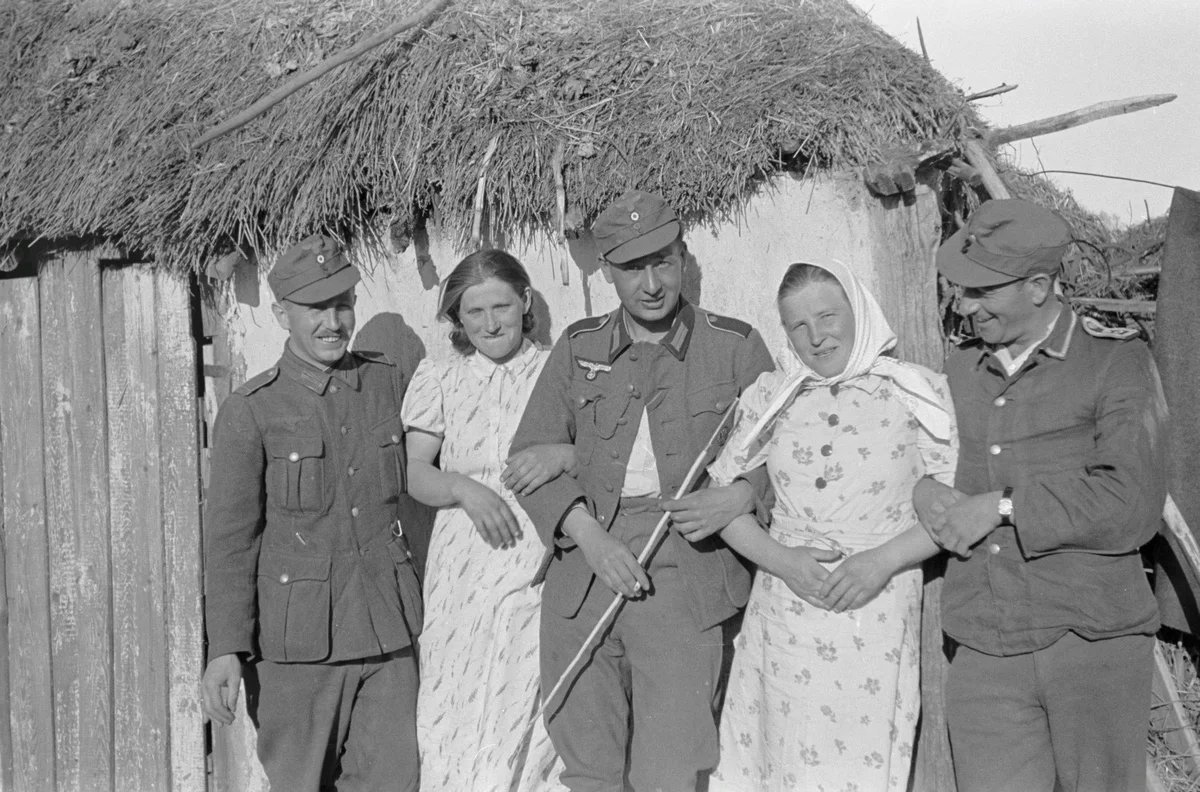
915, 199, 1167, 792
510, 190, 775, 791
200, 234, 422, 792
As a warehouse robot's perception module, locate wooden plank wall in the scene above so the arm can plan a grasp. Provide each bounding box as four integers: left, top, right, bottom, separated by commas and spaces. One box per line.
0, 253, 205, 791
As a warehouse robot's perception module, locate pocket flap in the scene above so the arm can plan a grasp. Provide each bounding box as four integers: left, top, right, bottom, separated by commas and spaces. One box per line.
371, 413, 404, 448
265, 434, 324, 461
258, 551, 331, 583
688, 381, 735, 416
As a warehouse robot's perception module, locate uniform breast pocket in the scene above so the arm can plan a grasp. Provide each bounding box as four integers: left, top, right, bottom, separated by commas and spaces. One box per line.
687, 380, 737, 443
573, 383, 629, 441
265, 434, 326, 513
372, 413, 406, 502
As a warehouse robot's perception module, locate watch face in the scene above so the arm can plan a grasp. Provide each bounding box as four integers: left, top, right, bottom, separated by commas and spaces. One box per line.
998, 498, 1014, 516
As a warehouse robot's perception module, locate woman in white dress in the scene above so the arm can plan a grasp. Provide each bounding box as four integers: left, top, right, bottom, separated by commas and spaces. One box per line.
707, 260, 958, 791
401, 250, 567, 791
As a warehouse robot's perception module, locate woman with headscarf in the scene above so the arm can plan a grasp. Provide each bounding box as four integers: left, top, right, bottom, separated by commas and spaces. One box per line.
706, 261, 957, 791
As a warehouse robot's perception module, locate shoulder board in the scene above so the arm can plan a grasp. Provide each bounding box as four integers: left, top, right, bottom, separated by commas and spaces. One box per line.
705, 312, 753, 339
234, 367, 279, 396
567, 314, 612, 338
1080, 315, 1139, 341
353, 349, 395, 365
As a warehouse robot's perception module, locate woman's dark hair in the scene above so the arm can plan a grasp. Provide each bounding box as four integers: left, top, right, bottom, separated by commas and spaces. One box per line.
776, 262, 844, 302
439, 249, 535, 354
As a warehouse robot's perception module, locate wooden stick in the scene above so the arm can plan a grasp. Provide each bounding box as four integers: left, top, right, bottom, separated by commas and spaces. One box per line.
552, 140, 569, 286
963, 139, 1011, 199
470, 136, 499, 249
966, 83, 1018, 102
1151, 640, 1200, 779
1070, 297, 1157, 315
191, 0, 450, 149
986, 94, 1176, 148
530, 401, 739, 728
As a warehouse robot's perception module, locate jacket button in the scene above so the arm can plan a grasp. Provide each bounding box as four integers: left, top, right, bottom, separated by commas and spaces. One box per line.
330, 385, 339, 393
616, 417, 628, 425
341, 425, 349, 435
279, 573, 290, 584
604, 483, 614, 492
994, 396, 1007, 407
629, 352, 639, 362
576, 396, 589, 408
348, 466, 355, 476
988, 543, 1001, 555
351, 506, 360, 517
597, 514, 605, 522
989, 444, 1002, 455
610, 450, 620, 459
288, 451, 300, 462
391, 434, 400, 443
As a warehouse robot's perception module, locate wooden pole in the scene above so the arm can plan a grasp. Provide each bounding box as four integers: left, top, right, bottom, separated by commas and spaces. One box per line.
1070, 297, 1157, 315
962, 139, 1012, 199
191, 0, 450, 149
986, 94, 1176, 148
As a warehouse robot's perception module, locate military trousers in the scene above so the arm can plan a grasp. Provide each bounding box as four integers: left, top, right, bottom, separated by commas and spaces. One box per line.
946, 631, 1152, 792
541, 504, 724, 792
246, 647, 419, 792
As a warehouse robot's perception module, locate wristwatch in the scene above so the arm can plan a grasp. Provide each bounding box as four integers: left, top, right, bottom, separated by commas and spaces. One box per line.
998, 486, 1015, 527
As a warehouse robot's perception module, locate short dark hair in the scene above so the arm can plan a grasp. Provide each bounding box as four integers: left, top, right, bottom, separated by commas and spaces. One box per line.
776, 262, 845, 302
439, 249, 535, 354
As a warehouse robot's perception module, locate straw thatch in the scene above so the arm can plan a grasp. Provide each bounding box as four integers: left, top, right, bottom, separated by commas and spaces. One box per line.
1, 0, 973, 271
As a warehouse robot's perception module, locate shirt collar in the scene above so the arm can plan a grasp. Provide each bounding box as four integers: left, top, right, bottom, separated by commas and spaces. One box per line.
278, 343, 360, 394
609, 299, 695, 363
972, 297, 1074, 369
465, 337, 540, 377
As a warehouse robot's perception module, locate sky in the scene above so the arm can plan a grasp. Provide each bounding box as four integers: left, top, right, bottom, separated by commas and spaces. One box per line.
849, 0, 1199, 228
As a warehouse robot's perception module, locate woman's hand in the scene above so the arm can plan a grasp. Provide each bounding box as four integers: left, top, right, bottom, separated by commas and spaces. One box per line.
451, 476, 522, 549
501, 444, 578, 496
773, 545, 842, 608
819, 546, 899, 612
572, 521, 650, 599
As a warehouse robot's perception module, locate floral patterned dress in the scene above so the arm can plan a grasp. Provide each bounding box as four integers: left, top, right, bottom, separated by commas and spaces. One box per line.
708, 367, 957, 792
400, 340, 561, 792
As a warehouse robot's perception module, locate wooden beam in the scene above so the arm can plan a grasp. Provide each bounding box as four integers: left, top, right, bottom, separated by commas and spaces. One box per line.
192, 0, 450, 149
963, 139, 1012, 199
986, 94, 1177, 148
1071, 297, 1157, 315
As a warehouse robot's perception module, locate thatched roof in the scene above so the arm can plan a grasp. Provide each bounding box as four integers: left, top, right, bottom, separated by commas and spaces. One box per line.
1, 0, 973, 270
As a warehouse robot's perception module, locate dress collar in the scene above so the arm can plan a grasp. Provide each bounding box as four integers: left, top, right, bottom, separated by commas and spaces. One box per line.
464, 337, 540, 378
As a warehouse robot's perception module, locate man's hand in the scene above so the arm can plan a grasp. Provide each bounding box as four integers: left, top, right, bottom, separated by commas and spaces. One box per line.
661, 480, 754, 543
773, 545, 843, 609
201, 653, 243, 726
819, 546, 898, 613
571, 519, 650, 599
930, 492, 1002, 558
501, 444, 577, 496
913, 477, 966, 542
452, 476, 522, 549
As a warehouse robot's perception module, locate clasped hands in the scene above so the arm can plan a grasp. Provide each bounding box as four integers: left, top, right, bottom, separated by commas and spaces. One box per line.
912, 477, 1001, 558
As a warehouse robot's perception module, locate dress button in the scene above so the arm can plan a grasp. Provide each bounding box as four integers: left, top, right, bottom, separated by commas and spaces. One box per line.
988, 543, 1001, 555
820, 444, 833, 457
815, 477, 827, 490
351, 506, 360, 517
279, 573, 290, 584
994, 397, 1007, 407
827, 414, 839, 427
288, 451, 300, 462
989, 444, 1002, 455
830, 383, 840, 397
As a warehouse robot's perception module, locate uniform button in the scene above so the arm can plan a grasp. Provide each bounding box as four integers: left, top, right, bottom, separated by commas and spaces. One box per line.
604, 483, 614, 492
597, 514, 606, 522
989, 444, 1002, 455
988, 543, 1001, 555
827, 414, 839, 427
341, 426, 349, 435
994, 396, 1007, 407
715, 400, 728, 411
616, 417, 628, 426
391, 434, 400, 444
351, 506, 360, 517
576, 396, 590, 408
288, 451, 300, 462
330, 384, 339, 393
347, 466, 355, 476
279, 573, 290, 584
820, 444, 833, 457
629, 351, 639, 361
610, 450, 620, 459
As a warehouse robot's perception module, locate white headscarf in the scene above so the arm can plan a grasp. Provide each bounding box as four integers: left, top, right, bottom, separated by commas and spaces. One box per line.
738, 259, 952, 454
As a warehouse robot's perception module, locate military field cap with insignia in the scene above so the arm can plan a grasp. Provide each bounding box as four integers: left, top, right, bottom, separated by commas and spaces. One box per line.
937, 198, 1073, 288
268, 234, 361, 304
593, 190, 682, 264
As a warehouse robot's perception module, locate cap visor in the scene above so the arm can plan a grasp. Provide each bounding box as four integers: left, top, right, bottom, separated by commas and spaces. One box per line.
285, 265, 361, 304
603, 221, 681, 264
936, 228, 1020, 288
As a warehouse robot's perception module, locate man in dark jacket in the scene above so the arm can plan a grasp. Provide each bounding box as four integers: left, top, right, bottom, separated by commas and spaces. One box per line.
200, 235, 423, 791
918, 199, 1167, 792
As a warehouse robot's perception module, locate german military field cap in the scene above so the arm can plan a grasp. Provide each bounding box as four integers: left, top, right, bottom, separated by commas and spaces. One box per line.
592, 190, 682, 264
937, 199, 1073, 288
268, 234, 361, 304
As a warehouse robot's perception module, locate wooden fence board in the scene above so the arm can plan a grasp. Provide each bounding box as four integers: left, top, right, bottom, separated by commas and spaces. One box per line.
104, 267, 170, 792
156, 271, 207, 792
41, 252, 113, 791
0, 275, 55, 791
0, 453, 10, 792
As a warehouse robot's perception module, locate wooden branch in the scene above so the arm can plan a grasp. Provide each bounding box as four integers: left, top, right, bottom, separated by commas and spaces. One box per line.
470, 136, 499, 249
986, 94, 1176, 148
962, 139, 1011, 199
916, 17, 929, 63
966, 83, 1018, 102
191, 0, 450, 150
1070, 297, 1157, 315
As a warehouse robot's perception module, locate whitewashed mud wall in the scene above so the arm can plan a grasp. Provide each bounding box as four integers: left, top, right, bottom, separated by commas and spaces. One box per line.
227, 172, 943, 376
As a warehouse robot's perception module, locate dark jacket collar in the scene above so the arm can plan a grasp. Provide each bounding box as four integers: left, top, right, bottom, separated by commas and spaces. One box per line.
971, 297, 1076, 368
278, 343, 360, 394
609, 299, 695, 363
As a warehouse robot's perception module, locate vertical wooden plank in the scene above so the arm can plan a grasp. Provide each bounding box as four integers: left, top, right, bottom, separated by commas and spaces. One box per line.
104, 266, 170, 791
155, 271, 206, 792
0, 274, 56, 791
41, 252, 113, 791
0, 459, 10, 792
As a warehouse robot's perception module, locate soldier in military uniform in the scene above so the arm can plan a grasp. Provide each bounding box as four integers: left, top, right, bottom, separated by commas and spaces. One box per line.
915, 199, 1167, 792
510, 190, 775, 791
200, 235, 423, 792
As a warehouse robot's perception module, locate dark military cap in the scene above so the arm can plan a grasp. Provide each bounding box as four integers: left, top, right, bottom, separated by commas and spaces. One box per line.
937, 199, 1073, 288
268, 234, 361, 304
592, 190, 682, 264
